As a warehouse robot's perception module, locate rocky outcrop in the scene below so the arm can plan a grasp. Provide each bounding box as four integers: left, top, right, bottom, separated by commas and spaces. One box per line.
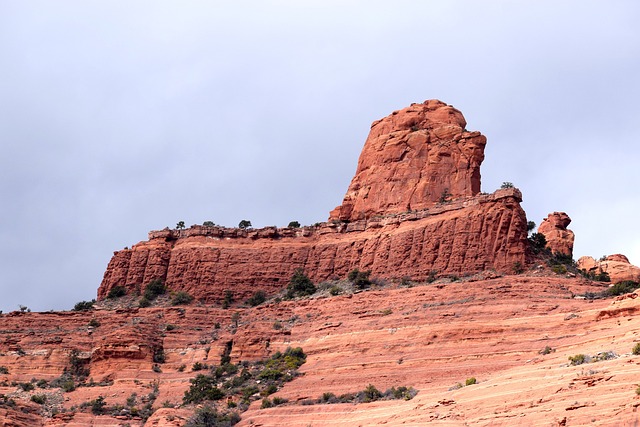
329, 100, 486, 221
98, 189, 528, 303
577, 254, 640, 284
98, 101, 528, 303
537, 212, 575, 256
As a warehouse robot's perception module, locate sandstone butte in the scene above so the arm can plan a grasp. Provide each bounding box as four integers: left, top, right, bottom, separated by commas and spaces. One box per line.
2, 100, 640, 427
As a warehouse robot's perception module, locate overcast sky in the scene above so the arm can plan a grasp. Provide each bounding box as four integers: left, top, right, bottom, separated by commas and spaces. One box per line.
1, 1, 638, 313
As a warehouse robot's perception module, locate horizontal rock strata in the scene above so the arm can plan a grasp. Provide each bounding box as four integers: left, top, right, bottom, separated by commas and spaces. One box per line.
98, 189, 528, 302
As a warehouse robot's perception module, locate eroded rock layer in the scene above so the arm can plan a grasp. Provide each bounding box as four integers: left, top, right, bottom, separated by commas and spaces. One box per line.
98, 189, 528, 302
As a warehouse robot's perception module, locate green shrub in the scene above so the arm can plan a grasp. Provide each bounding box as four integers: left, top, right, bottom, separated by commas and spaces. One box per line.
88, 318, 100, 328
107, 285, 126, 299
595, 271, 611, 282
321, 392, 337, 403
633, 343, 640, 356
465, 377, 477, 386
551, 264, 567, 275
143, 279, 166, 301
238, 220, 252, 229
138, 297, 151, 308
18, 382, 34, 391
185, 405, 240, 427
438, 188, 452, 203
348, 269, 372, 290
183, 374, 225, 404
0, 366, 8, 374
540, 346, 554, 355
287, 221, 300, 228
568, 354, 589, 366
528, 233, 547, 253
90, 396, 106, 415
222, 290, 234, 309
203, 221, 215, 227
73, 299, 96, 311
171, 291, 194, 305
500, 182, 514, 189
329, 285, 342, 296
362, 384, 382, 402
606, 281, 640, 296
30, 394, 46, 404
286, 269, 316, 299
192, 362, 208, 371
246, 290, 267, 307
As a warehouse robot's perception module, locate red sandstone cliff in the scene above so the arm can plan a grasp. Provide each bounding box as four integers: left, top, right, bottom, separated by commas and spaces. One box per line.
98, 189, 528, 303
330, 100, 486, 221
98, 101, 527, 303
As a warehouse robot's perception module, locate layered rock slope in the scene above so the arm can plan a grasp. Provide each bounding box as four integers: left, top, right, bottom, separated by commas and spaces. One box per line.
2, 276, 640, 426
98, 100, 528, 303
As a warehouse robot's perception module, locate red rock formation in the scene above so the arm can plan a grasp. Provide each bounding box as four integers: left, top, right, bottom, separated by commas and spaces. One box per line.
98, 101, 528, 303
98, 189, 528, 303
537, 212, 575, 256
2, 276, 638, 426
577, 254, 640, 283
329, 100, 486, 221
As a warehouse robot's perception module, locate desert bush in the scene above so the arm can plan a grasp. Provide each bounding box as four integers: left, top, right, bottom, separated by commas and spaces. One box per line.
348, 269, 372, 290
30, 394, 46, 404
90, 396, 106, 415
633, 343, 640, 356
73, 299, 96, 311
528, 232, 547, 253
465, 377, 477, 386
551, 264, 567, 275
183, 374, 225, 404
606, 280, 639, 296
540, 346, 555, 355
18, 382, 34, 391
185, 405, 240, 427
222, 290, 234, 309
568, 354, 589, 366
286, 269, 316, 299
88, 318, 100, 328
287, 221, 300, 228
138, 297, 151, 308
144, 279, 166, 301
171, 291, 194, 305
500, 182, 514, 189
192, 362, 208, 372
107, 285, 126, 299
0, 366, 8, 374
329, 285, 342, 296
362, 384, 382, 402
246, 290, 267, 307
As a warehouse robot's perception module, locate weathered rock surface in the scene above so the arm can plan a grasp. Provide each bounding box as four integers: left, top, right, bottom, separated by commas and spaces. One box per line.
538, 211, 575, 256
98, 100, 531, 302
3, 276, 640, 426
98, 189, 528, 303
578, 254, 640, 284
330, 100, 486, 221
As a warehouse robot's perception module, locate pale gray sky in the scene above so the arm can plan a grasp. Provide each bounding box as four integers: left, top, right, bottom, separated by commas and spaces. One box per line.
1, 1, 639, 313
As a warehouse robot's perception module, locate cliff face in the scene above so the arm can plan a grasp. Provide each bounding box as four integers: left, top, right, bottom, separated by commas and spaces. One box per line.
98, 189, 528, 302
330, 100, 486, 221
98, 100, 526, 302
